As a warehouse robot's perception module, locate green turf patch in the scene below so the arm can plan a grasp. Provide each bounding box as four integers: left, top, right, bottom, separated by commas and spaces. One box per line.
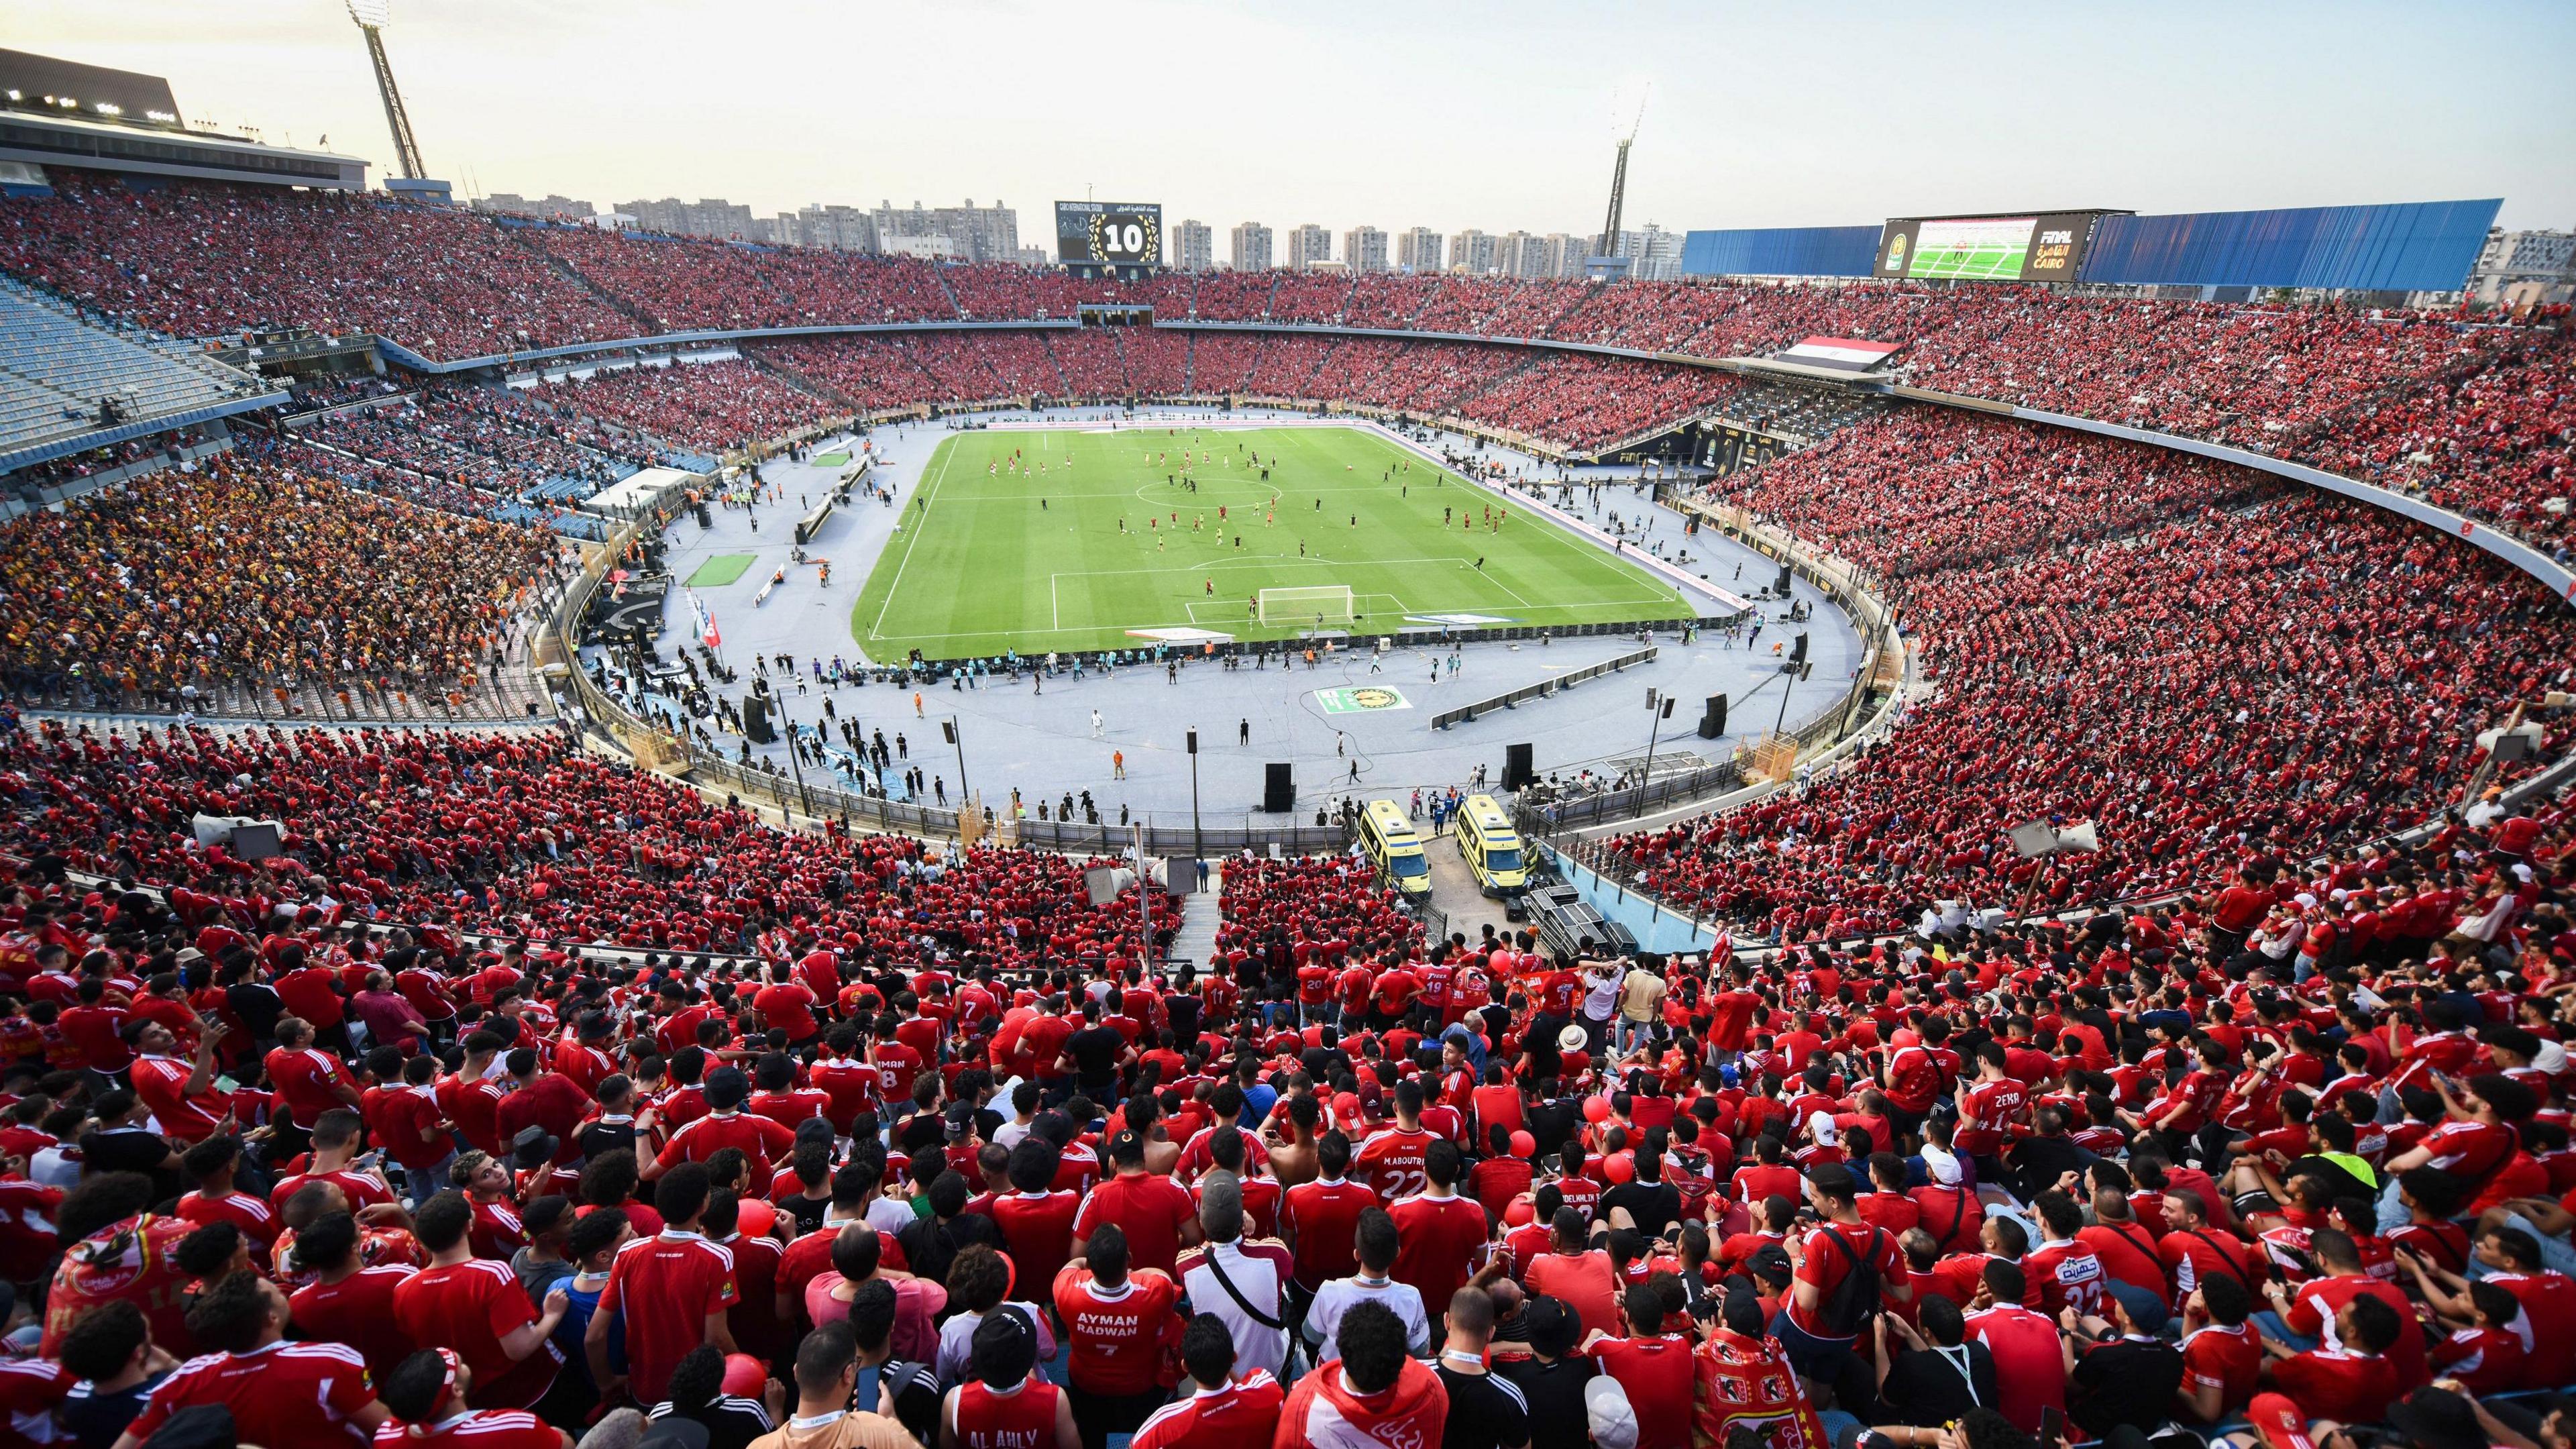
685, 553, 759, 588
850, 423, 1690, 659
812, 451, 852, 466
851, 425, 1693, 659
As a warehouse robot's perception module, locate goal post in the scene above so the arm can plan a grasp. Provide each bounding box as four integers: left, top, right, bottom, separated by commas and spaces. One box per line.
1256, 584, 1356, 627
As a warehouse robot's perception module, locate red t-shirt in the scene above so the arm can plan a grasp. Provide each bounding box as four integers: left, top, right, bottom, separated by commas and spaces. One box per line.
125, 1342, 377, 1449
1386, 1192, 1489, 1316
370, 1409, 563, 1448
1073, 1172, 1197, 1281
1280, 1178, 1376, 1291
991, 1190, 1082, 1299
393, 1258, 561, 1409
1786, 1222, 1904, 1342
1590, 1333, 1696, 1449
1354, 1127, 1434, 1202
598, 1231, 744, 1405
653, 1110, 797, 1174
1053, 1266, 1181, 1397
1966, 1304, 2066, 1435
292, 1263, 420, 1385
2181, 1322, 2263, 1420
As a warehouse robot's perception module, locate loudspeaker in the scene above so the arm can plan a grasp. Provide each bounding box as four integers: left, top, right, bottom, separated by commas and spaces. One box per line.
1774, 564, 1793, 595
1503, 743, 1534, 792
1790, 631, 1809, 665
1263, 762, 1293, 813
743, 695, 775, 745
1697, 694, 1727, 739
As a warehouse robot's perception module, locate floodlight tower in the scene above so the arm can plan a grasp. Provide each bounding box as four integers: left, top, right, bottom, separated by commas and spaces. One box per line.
1595, 82, 1652, 263
347, 0, 426, 180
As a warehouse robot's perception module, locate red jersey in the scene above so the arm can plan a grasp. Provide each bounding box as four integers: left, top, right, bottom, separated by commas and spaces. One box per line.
1280, 1177, 1376, 1291
393, 1258, 561, 1410
1387, 1192, 1489, 1317
2180, 1321, 2263, 1419
598, 1230, 744, 1405
951, 1378, 1063, 1449
1354, 1126, 1434, 1201
1784, 1222, 1902, 1342
1591, 1333, 1696, 1449
43, 1214, 195, 1359
125, 1342, 377, 1449
1130, 1370, 1284, 1449
990, 1191, 1081, 1301
292, 1263, 421, 1385
1071, 1171, 1197, 1281
369, 1409, 561, 1449
177, 1189, 280, 1248
653, 1110, 797, 1175
1053, 1266, 1183, 1396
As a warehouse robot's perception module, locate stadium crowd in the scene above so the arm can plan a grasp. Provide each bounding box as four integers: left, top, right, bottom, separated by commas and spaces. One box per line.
528, 363, 837, 457
0, 704, 2568, 1448
0, 455, 561, 708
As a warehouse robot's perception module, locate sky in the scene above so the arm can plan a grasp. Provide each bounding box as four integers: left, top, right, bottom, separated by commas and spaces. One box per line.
13, 0, 2575, 244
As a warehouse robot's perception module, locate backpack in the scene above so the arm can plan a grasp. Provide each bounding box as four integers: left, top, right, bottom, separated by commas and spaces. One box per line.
1815, 1225, 1886, 1336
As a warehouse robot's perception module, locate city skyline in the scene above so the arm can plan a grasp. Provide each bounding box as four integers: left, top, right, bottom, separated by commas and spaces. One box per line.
11, 0, 2572, 241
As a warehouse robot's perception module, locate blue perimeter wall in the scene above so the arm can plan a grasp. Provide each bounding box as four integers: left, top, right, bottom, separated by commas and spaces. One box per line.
2077, 199, 2501, 292
1680, 225, 1879, 279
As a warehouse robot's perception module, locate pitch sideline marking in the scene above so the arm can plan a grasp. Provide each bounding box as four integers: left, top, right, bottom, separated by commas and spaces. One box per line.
867, 440, 958, 640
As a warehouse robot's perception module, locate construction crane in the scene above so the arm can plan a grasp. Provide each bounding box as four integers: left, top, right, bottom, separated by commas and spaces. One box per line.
1595, 82, 1651, 262
347, 0, 426, 180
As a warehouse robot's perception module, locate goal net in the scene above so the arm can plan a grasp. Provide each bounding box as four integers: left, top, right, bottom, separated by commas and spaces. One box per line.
1257, 584, 1356, 627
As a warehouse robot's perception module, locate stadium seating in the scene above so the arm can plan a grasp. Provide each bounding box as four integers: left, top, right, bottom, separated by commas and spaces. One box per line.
0, 275, 268, 458
0, 451, 559, 706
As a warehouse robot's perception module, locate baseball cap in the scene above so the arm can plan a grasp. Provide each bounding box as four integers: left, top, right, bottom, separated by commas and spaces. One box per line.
1921, 1145, 1963, 1186
1585, 1375, 1640, 1449
2104, 1280, 2168, 1336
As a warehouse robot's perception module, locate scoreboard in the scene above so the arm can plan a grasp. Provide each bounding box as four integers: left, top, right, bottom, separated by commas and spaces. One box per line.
1056, 201, 1162, 267
1873, 210, 2118, 284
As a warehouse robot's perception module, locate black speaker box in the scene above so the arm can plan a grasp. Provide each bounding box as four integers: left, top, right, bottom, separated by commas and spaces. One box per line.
1503, 743, 1534, 791
743, 694, 776, 745
1697, 694, 1727, 740
1263, 762, 1293, 812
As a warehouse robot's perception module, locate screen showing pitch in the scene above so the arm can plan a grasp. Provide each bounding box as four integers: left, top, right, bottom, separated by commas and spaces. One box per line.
1876, 211, 2100, 282
1055, 201, 1162, 266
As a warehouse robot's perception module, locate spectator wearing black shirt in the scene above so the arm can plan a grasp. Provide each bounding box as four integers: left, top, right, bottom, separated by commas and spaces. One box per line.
2066, 1283, 2185, 1440
78, 1092, 182, 1201
1874, 1296, 1997, 1428
1438, 1286, 1529, 1449
646, 1343, 778, 1449
1599, 1146, 1681, 1240
55, 1299, 171, 1449
1059, 1000, 1132, 1106
1495, 1296, 1595, 1449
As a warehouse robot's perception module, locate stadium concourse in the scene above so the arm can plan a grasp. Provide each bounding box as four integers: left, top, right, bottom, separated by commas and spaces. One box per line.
1, 167, 2575, 1449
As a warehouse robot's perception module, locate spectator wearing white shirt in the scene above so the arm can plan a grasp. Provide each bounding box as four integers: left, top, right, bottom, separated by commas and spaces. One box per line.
1178, 1177, 1289, 1380
934, 1243, 1055, 1389
1304, 1206, 1430, 1363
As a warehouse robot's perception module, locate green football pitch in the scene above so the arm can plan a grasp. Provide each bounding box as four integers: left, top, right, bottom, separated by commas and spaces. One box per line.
850, 425, 1693, 659
1911, 240, 2028, 280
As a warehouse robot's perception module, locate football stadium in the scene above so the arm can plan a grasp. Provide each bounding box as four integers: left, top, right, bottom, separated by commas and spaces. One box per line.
0, 5, 2571, 1448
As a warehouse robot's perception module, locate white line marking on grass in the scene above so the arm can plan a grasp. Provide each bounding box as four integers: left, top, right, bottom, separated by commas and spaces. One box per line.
869, 441, 957, 640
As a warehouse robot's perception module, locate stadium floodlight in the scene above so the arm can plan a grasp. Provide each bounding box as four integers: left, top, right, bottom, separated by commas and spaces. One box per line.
345, 0, 426, 179
1596, 80, 1652, 262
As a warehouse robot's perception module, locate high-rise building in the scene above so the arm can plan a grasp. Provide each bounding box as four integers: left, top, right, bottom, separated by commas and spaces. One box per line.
1497, 230, 1545, 278
619, 197, 765, 240
1450, 229, 1497, 275
1615, 223, 1686, 282
871, 199, 1021, 263
1171, 218, 1214, 272
1395, 227, 1443, 274
474, 193, 594, 221
775, 204, 878, 253
1540, 233, 1587, 279
2470, 228, 2576, 306
1341, 225, 1389, 273
1287, 223, 1333, 270
1230, 221, 1274, 271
